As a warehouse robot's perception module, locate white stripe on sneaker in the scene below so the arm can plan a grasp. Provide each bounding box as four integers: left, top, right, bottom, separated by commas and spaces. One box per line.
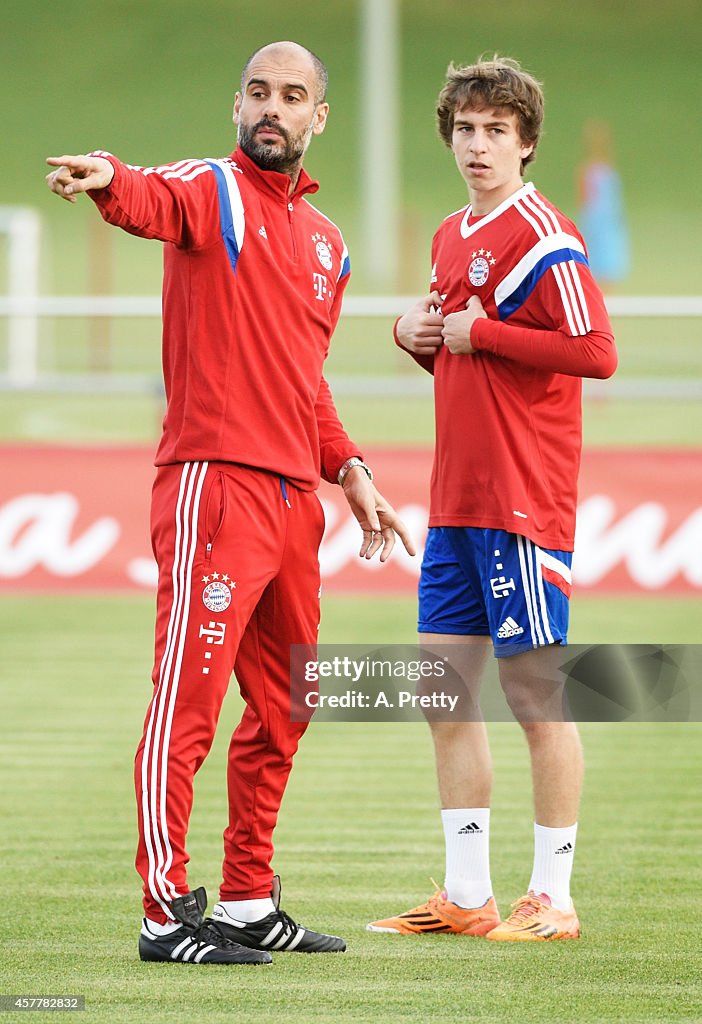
283, 928, 306, 951
271, 928, 296, 950
170, 937, 193, 960
260, 921, 284, 946
193, 944, 217, 963
181, 941, 198, 962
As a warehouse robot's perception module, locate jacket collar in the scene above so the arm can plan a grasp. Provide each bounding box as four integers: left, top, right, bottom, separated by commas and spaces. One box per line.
230, 146, 320, 203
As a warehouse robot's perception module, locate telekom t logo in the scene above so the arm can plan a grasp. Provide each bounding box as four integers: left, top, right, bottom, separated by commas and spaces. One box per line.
490, 576, 516, 599
199, 621, 226, 645
312, 273, 328, 301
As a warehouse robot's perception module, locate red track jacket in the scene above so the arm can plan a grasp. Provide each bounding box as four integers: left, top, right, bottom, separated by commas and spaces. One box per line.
89, 146, 360, 489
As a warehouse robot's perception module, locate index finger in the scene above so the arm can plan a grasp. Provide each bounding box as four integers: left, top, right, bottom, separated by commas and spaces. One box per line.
417, 290, 442, 313
45, 155, 87, 170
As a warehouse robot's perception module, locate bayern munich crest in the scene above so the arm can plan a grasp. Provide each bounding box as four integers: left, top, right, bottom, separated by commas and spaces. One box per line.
201, 572, 236, 612
468, 249, 497, 287
312, 232, 333, 271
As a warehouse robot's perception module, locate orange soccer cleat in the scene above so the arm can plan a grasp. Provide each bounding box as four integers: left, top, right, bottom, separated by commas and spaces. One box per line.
486, 891, 580, 941
367, 882, 500, 937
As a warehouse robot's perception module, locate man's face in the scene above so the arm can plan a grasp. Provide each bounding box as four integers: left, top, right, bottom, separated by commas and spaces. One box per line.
451, 105, 534, 212
234, 47, 328, 174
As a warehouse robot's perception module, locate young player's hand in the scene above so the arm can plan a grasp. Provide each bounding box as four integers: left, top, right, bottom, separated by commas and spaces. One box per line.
442, 295, 487, 354
341, 469, 416, 562
395, 291, 444, 355
45, 155, 114, 203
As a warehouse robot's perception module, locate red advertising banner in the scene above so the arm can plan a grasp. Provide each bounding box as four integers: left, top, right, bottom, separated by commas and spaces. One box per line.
0, 444, 700, 594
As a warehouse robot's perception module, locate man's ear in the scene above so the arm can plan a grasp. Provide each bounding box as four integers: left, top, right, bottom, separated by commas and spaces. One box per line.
312, 102, 330, 136
233, 92, 242, 126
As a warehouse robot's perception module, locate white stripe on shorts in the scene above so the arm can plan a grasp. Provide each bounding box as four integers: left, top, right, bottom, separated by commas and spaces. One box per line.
517, 536, 554, 647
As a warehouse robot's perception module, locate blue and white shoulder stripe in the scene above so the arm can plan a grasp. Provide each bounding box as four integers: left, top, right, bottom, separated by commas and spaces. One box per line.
203, 158, 246, 275
499, 188, 591, 334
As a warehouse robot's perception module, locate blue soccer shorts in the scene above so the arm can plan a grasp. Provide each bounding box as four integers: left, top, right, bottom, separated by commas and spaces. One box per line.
418, 526, 573, 658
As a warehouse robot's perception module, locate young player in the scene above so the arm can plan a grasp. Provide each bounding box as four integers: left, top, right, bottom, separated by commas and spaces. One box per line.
367, 56, 616, 941
47, 40, 414, 965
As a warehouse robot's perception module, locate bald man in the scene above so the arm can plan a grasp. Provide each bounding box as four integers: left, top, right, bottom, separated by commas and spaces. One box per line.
47, 41, 414, 965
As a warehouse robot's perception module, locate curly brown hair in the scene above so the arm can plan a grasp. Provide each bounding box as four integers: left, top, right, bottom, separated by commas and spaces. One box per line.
436, 56, 544, 168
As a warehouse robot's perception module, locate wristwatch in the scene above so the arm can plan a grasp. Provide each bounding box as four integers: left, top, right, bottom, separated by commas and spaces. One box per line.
337, 456, 373, 486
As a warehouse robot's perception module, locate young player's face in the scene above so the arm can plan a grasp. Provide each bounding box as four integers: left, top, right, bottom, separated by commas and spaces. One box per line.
234, 47, 329, 175
451, 106, 534, 214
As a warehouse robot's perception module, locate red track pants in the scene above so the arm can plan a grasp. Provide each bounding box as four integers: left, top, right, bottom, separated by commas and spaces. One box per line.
134, 461, 324, 922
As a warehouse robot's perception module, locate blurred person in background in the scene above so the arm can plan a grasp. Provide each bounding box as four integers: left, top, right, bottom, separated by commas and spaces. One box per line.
368, 56, 616, 942
46, 39, 413, 966
577, 118, 630, 289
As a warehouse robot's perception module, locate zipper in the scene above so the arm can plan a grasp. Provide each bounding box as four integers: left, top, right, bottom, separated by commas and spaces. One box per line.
204, 471, 226, 563
287, 201, 298, 259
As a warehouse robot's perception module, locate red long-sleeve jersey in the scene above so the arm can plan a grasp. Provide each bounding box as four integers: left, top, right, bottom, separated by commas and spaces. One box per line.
398, 181, 617, 551
89, 146, 360, 488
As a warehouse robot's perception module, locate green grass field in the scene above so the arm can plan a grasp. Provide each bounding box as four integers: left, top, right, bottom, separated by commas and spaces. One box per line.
2, 595, 701, 1023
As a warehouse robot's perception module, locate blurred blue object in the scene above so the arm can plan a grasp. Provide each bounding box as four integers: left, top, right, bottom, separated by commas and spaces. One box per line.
577, 120, 630, 285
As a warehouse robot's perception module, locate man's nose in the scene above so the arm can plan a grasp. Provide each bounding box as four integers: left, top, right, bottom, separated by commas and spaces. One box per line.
262, 94, 282, 119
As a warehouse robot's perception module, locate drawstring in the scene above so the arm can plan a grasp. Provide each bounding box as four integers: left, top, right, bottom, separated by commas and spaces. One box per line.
280, 477, 291, 508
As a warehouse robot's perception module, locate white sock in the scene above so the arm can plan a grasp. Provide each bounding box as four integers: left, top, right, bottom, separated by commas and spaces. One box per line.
215, 897, 275, 923
143, 917, 182, 936
441, 807, 493, 909
528, 822, 578, 911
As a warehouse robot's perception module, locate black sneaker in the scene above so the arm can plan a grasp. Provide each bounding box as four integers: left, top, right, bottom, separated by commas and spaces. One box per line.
139, 887, 272, 964
212, 876, 346, 953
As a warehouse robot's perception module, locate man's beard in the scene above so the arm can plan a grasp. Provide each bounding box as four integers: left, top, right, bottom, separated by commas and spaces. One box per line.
238, 118, 311, 173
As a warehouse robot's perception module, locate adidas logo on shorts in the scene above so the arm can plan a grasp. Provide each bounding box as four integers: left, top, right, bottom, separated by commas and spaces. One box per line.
497, 617, 525, 639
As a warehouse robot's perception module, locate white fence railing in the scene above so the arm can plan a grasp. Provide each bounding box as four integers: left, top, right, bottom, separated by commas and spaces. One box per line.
1, 294, 701, 396
2, 293, 702, 319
